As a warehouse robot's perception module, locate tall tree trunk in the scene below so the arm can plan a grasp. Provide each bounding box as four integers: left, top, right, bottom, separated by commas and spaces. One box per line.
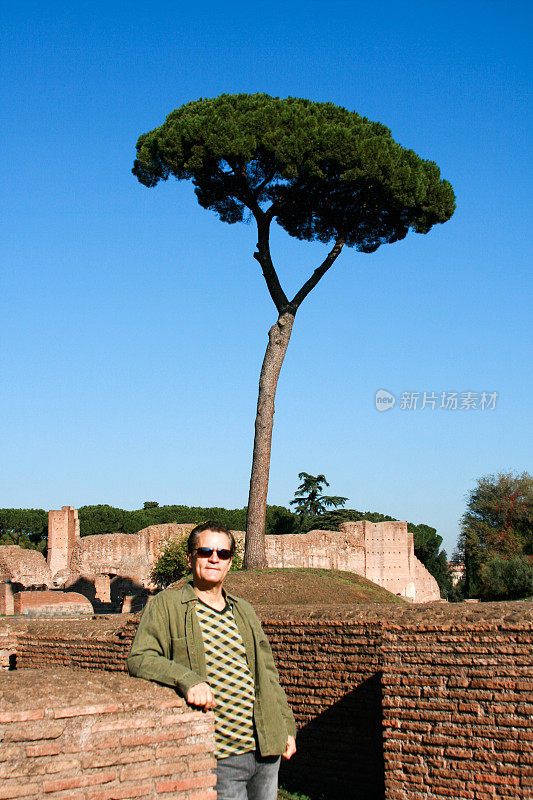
244, 311, 295, 568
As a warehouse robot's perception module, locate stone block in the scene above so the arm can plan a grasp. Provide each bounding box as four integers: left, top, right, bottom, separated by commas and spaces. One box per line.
0, 669, 215, 800
94, 574, 111, 604
13, 591, 93, 617
0, 582, 15, 615
0, 548, 52, 589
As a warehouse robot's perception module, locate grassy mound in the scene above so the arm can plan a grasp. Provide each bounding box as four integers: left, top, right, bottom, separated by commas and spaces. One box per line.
220, 568, 405, 606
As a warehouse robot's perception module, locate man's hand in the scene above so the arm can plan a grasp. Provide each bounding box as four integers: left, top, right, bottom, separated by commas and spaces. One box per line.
282, 735, 296, 760
186, 682, 216, 711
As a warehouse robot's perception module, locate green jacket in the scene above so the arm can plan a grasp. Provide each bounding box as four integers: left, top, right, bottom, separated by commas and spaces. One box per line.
127, 582, 296, 756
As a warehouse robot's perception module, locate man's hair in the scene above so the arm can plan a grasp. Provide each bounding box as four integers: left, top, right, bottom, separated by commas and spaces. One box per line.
187, 521, 236, 556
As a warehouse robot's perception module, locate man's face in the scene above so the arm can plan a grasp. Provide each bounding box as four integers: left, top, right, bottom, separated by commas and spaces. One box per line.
186, 530, 233, 589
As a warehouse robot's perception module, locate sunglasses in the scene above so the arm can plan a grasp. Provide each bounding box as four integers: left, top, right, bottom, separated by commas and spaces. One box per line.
194, 547, 232, 560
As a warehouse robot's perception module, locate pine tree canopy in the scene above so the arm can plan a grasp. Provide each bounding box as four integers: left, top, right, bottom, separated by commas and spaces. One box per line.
133, 93, 456, 253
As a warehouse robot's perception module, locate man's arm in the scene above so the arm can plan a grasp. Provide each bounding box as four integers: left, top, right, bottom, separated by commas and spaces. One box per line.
127, 594, 205, 697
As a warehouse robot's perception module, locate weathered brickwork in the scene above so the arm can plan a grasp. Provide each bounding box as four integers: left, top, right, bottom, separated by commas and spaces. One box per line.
0, 548, 52, 588
381, 620, 533, 800
0, 582, 16, 615
47, 506, 80, 577
13, 590, 93, 617
263, 521, 441, 601
9, 617, 137, 672
1, 602, 531, 799
0, 623, 17, 671
0, 669, 216, 800
262, 614, 386, 798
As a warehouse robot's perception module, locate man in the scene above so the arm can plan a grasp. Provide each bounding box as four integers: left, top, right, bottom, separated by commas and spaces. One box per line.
128, 521, 296, 800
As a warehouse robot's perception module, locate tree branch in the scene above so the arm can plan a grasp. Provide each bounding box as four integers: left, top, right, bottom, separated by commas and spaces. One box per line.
290, 237, 345, 309
264, 203, 278, 222
252, 212, 289, 313
255, 170, 276, 199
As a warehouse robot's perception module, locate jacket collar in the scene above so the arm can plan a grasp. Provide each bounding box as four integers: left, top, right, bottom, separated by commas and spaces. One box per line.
179, 580, 239, 604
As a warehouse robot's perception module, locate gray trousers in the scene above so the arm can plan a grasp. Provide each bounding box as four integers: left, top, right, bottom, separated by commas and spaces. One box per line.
216, 751, 281, 800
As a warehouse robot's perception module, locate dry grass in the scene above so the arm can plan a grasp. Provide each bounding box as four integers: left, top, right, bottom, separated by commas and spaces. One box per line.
221, 567, 406, 606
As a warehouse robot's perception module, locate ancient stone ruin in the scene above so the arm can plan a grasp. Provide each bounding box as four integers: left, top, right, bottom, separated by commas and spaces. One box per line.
266, 520, 440, 602
0, 506, 440, 614
1, 601, 531, 799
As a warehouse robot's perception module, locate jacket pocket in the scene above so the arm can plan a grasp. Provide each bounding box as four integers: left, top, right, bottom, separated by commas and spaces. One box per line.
171, 636, 189, 665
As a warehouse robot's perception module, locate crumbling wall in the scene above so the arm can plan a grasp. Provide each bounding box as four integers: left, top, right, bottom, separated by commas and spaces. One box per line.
47, 506, 79, 577
69, 533, 149, 584
346, 520, 416, 598
13, 590, 93, 617
0, 546, 52, 588
40, 510, 439, 602
266, 520, 440, 602
265, 528, 366, 574
269, 603, 533, 799
413, 554, 442, 603
0, 621, 17, 670
0, 581, 15, 615
0, 668, 216, 800
2, 602, 531, 799
141, 523, 197, 568
65, 524, 197, 590
8, 617, 137, 672
264, 611, 385, 799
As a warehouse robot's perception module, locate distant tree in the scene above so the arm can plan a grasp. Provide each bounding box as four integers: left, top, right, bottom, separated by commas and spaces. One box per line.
0, 509, 47, 550
479, 554, 533, 601
143, 501, 159, 509
76, 502, 294, 538
132, 93, 456, 568
290, 473, 347, 522
78, 505, 129, 536
459, 471, 533, 598
266, 506, 299, 535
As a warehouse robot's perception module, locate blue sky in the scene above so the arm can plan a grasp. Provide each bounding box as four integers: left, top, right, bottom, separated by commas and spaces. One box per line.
1, 0, 531, 556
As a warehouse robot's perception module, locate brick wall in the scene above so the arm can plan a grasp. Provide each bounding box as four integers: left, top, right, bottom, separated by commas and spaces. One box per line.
5, 617, 136, 672
13, 590, 93, 617
263, 614, 385, 798
261, 604, 533, 800
381, 617, 533, 800
0, 668, 216, 800
0, 622, 17, 671
1, 602, 532, 800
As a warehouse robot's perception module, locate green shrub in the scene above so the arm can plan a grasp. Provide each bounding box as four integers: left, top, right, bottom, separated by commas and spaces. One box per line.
278, 789, 311, 800
479, 554, 533, 601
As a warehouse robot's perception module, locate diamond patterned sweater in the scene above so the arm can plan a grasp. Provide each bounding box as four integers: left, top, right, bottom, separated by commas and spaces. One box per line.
194, 600, 256, 759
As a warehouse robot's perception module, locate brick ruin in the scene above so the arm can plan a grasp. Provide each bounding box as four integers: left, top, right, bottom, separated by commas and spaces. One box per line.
1, 513, 528, 798
1, 601, 531, 799
0, 507, 440, 614
47, 505, 80, 576
266, 520, 440, 602
0, 667, 216, 800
